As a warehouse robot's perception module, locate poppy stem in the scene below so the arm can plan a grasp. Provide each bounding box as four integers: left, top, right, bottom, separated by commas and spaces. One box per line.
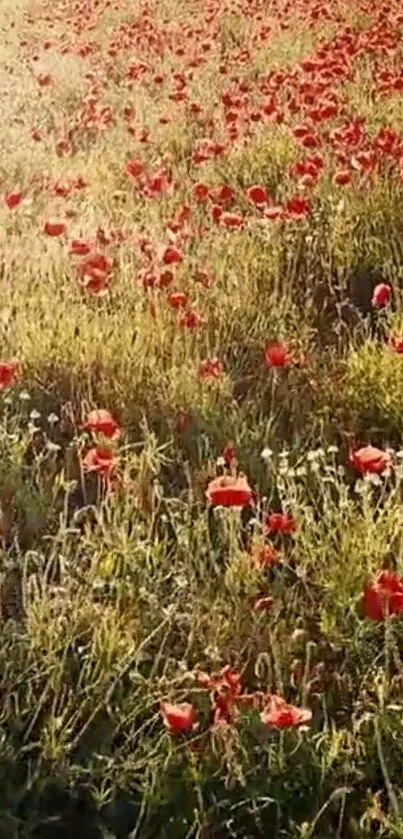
374, 716, 400, 819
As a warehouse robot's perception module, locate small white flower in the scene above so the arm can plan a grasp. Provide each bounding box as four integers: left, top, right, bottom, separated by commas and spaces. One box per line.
19, 390, 31, 401
216, 456, 226, 467
30, 409, 41, 420
261, 447, 273, 461
327, 445, 339, 454
47, 413, 59, 424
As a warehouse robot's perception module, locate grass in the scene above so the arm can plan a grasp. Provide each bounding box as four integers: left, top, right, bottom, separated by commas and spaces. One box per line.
1, 0, 403, 836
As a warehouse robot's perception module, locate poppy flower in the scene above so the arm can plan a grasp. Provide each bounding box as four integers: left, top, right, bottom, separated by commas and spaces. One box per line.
167, 291, 188, 309
162, 245, 183, 265
264, 205, 284, 220
222, 442, 236, 465
220, 212, 244, 228
160, 701, 197, 734
363, 571, 403, 621
252, 543, 279, 567
389, 335, 403, 354
5, 191, 23, 209
82, 409, 121, 439
209, 184, 235, 204
82, 447, 117, 478
125, 159, 144, 178
246, 185, 268, 205
211, 204, 222, 222
158, 270, 174, 288
196, 665, 243, 725
69, 238, 92, 256
193, 182, 209, 201
206, 474, 253, 507
0, 361, 19, 389
350, 445, 392, 475
194, 269, 213, 289
260, 695, 312, 728
78, 253, 113, 296
44, 220, 66, 237
37, 72, 52, 86
372, 283, 392, 308
179, 310, 202, 329
285, 196, 310, 220
265, 344, 293, 368
332, 170, 351, 186
198, 357, 223, 379
265, 512, 296, 534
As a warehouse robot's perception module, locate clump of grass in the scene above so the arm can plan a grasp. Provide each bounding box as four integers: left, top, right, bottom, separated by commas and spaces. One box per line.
2, 0, 403, 835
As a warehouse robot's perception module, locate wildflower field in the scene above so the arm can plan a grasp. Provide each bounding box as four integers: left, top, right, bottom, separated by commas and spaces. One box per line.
3, 0, 403, 835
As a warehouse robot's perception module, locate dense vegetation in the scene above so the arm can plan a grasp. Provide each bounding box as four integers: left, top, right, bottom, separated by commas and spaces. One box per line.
2, 0, 403, 835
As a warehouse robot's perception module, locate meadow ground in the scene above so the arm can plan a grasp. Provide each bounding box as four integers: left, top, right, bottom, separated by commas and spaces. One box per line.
2, 0, 403, 836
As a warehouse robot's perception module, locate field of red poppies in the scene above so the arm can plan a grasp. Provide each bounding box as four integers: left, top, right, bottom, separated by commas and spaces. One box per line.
2, 0, 403, 836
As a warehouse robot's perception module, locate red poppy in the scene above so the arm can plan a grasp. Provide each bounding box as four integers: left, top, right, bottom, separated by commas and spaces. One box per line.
389, 335, 403, 354
157, 270, 174, 288
285, 196, 310, 220
78, 253, 113, 297
82, 409, 120, 439
372, 283, 392, 308
209, 184, 235, 204
196, 665, 242, 725
199, 357, 223, 379
160, 701, 197, 733
265, 512, 296, 534
69, 239, 92, 256
193, 182, 209, 201
220, 212, 244, 228
0, 361, 19, 389
222, 442, 236, 465
264, 205, 284, 220
350, 445, 392, 475
252, 543, 279, 567
5, 191, 22, 209
332, 170, 351, 186
206, 474, 253, 507
37, 72, 52, 86
194, 268, 213, 289
168, 291, 188, 309
246, 185, 268, 205
260, 695, 312, 728
265, 344, 293, 368
162, 245, 183, 265
44, 220, 66, 237
125, 159, 144, 178
363, 571, 403, 621
179, 310, 202, 329
82, 447, 117, 478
